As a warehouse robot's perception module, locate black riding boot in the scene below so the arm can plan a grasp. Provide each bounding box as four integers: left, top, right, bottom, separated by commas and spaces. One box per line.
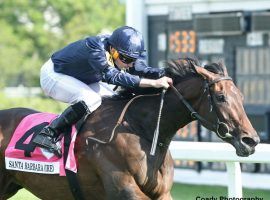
33, 101, 90, 158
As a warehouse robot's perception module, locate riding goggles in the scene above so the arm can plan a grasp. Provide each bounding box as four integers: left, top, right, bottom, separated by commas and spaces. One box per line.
119, 53, 137, 64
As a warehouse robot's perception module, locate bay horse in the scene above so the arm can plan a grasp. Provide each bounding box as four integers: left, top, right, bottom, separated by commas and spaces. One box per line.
0, 58, 259, 200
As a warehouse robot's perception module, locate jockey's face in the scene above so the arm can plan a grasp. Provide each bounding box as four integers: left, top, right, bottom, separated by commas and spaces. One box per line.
114, 57, 134, 69
110, 47, 136, 70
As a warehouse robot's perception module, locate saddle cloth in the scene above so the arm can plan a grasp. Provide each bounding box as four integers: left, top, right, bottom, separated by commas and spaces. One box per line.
5, 113, 78, 176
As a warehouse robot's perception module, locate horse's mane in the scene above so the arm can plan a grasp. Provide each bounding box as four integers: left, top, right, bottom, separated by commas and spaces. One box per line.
112, 57, 226, 98
164, 57, 226, 81
164, 57, 200, 82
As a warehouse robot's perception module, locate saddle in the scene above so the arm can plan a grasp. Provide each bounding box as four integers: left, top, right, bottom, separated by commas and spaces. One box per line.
5, 113, 78, 176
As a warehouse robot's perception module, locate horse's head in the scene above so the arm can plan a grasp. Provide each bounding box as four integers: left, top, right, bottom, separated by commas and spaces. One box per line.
166, 58, 260, 157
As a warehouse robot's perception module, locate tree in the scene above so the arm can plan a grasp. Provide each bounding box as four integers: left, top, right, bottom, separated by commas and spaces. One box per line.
0, 0, 125, 87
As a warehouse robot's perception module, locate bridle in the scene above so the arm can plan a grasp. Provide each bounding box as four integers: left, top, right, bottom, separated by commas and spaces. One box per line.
170, 76, 233, 139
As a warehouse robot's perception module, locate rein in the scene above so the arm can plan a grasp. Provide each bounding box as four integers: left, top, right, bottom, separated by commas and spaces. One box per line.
87, 93, 160, 144
170, 76, 233, 139
87, 91, 167, 156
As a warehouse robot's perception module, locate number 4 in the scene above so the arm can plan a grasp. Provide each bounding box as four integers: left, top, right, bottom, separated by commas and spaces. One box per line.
15, 122, 49, 157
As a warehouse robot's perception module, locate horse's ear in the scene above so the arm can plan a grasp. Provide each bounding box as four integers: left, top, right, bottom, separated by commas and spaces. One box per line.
217, 61, 229, 76
194, 65, 216, 81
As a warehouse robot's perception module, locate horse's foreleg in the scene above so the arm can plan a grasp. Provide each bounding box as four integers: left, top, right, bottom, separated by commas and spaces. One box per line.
101, 173, 151, 200
0, 169, 22, 200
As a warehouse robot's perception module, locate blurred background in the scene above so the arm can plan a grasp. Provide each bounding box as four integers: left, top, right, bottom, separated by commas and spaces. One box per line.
132, 0, 270, 178
1, 0, 270, 199
0, 0, 125, 112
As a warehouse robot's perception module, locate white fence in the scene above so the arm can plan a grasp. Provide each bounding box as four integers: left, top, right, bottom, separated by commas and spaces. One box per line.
169, 141, 270, 197
3, 86, 42, 97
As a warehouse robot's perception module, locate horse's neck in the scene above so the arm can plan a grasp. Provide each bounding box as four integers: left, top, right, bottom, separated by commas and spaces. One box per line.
80, 77, 204, 156
126, 78, 204, 149
161, 78, 204, 132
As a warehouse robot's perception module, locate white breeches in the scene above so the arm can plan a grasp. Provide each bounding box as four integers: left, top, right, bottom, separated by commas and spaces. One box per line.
40, 59, 117, 112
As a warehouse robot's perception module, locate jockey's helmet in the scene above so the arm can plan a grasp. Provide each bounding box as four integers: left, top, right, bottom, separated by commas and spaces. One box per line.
108, 26, 145, 59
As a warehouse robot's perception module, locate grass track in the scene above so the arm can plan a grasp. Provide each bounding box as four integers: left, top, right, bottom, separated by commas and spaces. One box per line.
9, 183, 270, 200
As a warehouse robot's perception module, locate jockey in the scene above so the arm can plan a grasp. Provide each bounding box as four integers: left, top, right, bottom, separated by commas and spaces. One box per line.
32, 26, 172, 157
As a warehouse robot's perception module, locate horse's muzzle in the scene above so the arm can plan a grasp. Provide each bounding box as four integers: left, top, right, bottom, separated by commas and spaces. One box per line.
234, 133, 260, 157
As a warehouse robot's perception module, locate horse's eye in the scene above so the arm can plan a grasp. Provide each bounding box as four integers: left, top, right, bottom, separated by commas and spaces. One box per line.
216, 94, 226, 102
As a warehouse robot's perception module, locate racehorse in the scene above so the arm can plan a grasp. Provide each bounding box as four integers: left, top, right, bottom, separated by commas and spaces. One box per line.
0, 58, 260, 200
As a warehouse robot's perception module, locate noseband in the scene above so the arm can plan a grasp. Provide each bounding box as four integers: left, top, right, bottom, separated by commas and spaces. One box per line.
170, 76, 233, 139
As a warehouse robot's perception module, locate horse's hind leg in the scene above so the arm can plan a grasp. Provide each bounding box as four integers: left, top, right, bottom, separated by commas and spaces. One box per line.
0, 169, 22, 200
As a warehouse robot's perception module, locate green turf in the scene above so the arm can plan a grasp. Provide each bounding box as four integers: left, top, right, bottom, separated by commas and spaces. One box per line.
171, 183, 270, 200
9, 183, 270, 200
9, 189, 39, 200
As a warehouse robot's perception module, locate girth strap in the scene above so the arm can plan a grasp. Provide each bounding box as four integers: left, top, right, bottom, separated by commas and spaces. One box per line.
64, 128, 85, 200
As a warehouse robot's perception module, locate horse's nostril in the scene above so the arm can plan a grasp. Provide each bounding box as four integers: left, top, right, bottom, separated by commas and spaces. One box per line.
241, 137, 258, 148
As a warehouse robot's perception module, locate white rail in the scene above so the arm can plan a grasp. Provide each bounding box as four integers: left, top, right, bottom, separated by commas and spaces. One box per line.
169, 141, 270, 197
